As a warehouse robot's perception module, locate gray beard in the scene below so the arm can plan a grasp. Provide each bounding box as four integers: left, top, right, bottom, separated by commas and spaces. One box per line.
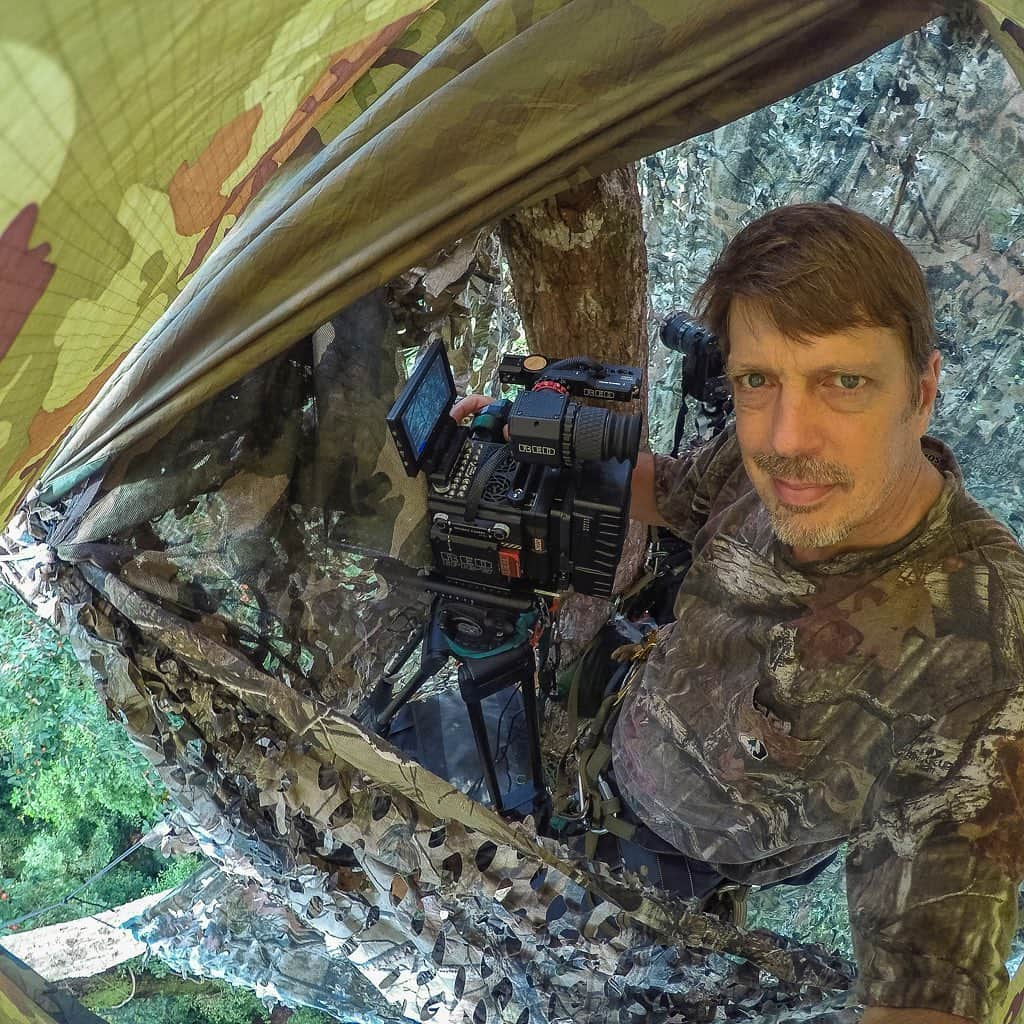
763, 452, 910, 554
766, 502, 857, 550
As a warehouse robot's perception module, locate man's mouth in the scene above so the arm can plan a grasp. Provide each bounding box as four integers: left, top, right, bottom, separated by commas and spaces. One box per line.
771, 478, 837, 506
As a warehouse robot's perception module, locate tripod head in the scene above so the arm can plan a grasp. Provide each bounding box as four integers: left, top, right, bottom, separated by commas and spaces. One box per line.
360, 579, 552, 819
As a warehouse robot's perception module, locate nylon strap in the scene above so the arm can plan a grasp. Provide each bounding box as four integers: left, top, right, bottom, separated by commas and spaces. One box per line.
552, 623, 664, 842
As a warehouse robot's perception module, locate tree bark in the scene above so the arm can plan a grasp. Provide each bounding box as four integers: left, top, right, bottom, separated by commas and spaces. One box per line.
499, 166, 651, 653
499, 167, 649, 371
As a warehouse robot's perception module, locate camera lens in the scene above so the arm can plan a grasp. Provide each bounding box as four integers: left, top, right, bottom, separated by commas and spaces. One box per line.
660, 310, 714, 355
570, 405, 641, 464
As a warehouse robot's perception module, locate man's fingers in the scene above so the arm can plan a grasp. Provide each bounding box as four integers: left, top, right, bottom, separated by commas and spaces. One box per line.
449, 395, 511, 441
450, 394, 490, 422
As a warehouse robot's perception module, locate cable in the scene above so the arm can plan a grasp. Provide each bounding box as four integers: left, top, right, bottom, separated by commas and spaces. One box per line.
489, 688, 522, 792
0, 822, 165, 932
109, 966, 137, 1009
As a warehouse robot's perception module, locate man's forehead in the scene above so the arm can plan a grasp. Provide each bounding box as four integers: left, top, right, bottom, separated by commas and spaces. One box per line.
726, 299, 902, 373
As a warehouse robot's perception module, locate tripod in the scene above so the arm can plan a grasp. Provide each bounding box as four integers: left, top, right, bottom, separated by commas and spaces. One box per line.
363, 581, 550, 817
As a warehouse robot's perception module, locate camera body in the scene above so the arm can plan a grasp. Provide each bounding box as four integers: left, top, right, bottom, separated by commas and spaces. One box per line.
387, 342, 642, 600
659, 310, 733, 453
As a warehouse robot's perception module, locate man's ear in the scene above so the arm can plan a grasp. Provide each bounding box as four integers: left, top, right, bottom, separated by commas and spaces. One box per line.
915, 349, 942, 423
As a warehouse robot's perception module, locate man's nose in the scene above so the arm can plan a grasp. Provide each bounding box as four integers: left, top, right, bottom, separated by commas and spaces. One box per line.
769, 386, 821, 458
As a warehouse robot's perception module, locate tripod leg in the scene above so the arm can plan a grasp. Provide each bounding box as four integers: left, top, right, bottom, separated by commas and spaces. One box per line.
372, 600, 450, 733
383, 625, 425, 679
517, 655, 547, 806
377, 662, 439, 730
461, 676, 506, 813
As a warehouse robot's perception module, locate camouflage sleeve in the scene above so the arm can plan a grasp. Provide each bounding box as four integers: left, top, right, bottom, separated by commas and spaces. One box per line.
653, 426, 742, 541
845, 690, 1024, 1023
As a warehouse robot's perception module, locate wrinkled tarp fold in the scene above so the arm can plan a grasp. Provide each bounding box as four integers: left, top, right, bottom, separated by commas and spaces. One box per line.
3, 0, 946, 522
1, 0, 448, 522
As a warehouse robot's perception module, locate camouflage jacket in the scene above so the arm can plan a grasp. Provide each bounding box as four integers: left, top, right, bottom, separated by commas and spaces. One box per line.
611, 425, 1024, 1022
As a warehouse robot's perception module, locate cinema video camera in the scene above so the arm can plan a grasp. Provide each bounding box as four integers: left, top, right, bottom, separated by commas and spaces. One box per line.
366, 340, 643, 817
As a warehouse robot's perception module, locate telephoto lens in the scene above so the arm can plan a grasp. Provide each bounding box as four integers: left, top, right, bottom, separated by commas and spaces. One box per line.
660, 309, 714, 355
659, 310, 726, 403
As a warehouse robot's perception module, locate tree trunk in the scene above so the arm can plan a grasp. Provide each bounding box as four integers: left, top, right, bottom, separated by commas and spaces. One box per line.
499, 166, 650, 654
498, 167, 649, 370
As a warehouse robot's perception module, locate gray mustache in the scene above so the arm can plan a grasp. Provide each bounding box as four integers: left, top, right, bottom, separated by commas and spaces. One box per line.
752, 453, 852, 487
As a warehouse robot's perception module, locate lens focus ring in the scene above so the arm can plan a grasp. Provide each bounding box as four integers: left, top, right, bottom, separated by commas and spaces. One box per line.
572, 406, 608, 463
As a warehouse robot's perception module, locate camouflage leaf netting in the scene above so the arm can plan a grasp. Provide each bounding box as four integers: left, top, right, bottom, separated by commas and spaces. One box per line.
125, 861, 423, 1024
127, 848, 858, 1024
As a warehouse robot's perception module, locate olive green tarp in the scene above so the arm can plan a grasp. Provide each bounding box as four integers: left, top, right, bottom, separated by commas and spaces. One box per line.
9, 0, 1004, 527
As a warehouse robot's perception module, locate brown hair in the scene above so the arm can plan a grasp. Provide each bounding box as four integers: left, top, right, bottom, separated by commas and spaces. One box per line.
693, 203, 935, 379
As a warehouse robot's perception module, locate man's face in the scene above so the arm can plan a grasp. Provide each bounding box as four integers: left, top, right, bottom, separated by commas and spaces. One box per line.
726, 297, 940, 560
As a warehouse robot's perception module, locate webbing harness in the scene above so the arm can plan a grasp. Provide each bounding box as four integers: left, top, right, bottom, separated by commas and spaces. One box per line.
553, 627, 663, 858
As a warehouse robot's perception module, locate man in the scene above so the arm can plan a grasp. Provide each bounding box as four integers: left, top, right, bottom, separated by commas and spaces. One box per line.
452, 203, 1024, 1023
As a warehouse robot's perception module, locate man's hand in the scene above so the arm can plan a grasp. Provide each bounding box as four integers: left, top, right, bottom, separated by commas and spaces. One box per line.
450, 394, 510, 441
862, 1007, 974, 1024
449, 394, 494, 424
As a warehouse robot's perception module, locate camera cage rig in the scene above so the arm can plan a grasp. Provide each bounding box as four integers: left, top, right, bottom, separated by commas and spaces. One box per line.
374, 341, 644, 819
388, 339, 642, 601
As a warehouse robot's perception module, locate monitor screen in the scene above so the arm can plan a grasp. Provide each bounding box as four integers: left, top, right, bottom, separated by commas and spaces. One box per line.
386, 340, 458, 475
402, 351, 451, 456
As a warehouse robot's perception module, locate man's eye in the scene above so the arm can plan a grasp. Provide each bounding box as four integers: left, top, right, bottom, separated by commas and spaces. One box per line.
739, 373, 767, 389
831, 373, 865, 391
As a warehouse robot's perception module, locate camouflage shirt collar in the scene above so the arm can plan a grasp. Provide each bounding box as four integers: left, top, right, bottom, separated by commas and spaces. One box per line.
769, 435, 964, 577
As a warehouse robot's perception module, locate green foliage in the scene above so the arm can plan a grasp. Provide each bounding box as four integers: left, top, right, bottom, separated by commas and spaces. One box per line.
0, 587, 162, 823
81, 974, 137, 1010
96, 990, 269, 1024
93, 988, 344, 1024
80, 962, 343, 1024
184, 985, 268, 1024
0, 584, 196, 930
290, 1009, 344, 1024
150, 853, 203, 894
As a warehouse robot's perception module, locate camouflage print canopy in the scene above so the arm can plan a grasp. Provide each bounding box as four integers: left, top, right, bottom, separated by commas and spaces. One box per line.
3, 0, 973, 527
4, 4, 1024, 1024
